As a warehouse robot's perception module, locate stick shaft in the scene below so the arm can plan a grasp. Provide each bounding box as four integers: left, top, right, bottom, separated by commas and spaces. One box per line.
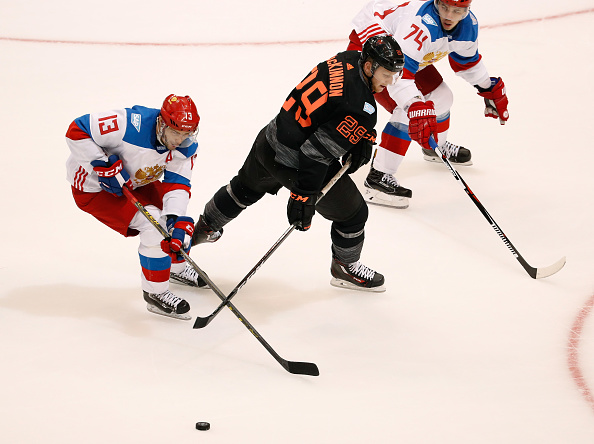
430, 138, 564, 279
122, 186, 318, 375
194, 158, 352, 328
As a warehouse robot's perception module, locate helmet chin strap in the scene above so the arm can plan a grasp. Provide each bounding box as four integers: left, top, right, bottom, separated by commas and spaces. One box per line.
365, 73, 373, 91
360, 60, 376, 91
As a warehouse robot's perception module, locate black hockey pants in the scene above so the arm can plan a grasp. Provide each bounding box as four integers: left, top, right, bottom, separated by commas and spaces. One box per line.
203, 126, 368, 263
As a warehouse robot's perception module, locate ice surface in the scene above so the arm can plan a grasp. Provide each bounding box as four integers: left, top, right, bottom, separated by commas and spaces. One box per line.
1, 1, 593, 443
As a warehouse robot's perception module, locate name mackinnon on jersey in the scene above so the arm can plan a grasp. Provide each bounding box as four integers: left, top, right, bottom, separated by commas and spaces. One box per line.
327, 56, 344, 97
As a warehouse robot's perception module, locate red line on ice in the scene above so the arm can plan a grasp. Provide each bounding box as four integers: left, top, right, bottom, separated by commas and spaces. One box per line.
1, 8, 593, 47
567, 293, 594, 413
482, 7, 594, 30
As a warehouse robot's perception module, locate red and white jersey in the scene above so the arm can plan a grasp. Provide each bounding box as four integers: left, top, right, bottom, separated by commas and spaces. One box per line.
352, 0, 491, 107
65, 105, 198, 216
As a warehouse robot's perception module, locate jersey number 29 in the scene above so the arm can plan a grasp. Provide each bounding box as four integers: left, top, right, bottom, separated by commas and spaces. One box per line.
282, 67, 329, 128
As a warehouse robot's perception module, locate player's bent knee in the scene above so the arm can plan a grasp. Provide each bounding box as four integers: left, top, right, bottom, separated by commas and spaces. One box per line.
230, 176, 265, 206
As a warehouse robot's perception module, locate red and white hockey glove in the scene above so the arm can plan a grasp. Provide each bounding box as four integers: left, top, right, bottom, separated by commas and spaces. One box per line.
477, 77, 509, 125
407, 100, 438, 150
90, 154, 132, 197
161, 216, 195, 263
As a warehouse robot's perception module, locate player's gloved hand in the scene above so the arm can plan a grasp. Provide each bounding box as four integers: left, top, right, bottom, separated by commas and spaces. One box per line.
346, 129, 375, 174
287, 189, 316, 231
407, 100, 437, 150
90, 154, 131, 196
160, 215, 195, 262
476, 77, 509, 125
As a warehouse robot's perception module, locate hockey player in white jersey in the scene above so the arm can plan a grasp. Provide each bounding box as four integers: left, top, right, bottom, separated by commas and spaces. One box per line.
348, 0, 509, 208
66, 94, 204, 320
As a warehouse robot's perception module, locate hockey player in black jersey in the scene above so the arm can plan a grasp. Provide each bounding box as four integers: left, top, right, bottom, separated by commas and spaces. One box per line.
192, 36, 404, 291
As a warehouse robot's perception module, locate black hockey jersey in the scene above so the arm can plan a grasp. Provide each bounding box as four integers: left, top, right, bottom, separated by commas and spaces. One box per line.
266, 50, 377, 192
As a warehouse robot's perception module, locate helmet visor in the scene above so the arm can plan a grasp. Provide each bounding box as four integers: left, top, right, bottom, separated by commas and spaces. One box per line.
435, 0, 469, 20
373, 66, 403, 86
163, 125, 198, 149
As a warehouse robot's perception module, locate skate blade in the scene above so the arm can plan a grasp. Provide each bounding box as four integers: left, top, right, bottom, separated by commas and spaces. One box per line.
330, 278, 386, 293
364, 188, 409, 209
146, 304, 191, 321
170, 274, 210, 289
423, 154, 473, 166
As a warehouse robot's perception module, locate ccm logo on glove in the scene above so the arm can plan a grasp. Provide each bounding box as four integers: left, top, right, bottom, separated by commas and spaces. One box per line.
161, 216, 195, 263
176, 221, 194, 238
287, 190, 316, 231
90, 154, 131, 196
94, 161, 123, 177
290, 193, 310, 203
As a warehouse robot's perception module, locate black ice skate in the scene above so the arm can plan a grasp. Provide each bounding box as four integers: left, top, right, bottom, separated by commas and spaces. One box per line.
330, 256, 386, 292
170, 263, 208, 288
191, 215, 223, 246
143, 290, 191, 320
422, 141, 472, 165
363, 167, 412, 209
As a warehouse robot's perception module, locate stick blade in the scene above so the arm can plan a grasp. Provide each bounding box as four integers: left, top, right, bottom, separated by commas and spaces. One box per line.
192, 316, 212, 329
285, 361, 320, 376
535, 256, 566, 279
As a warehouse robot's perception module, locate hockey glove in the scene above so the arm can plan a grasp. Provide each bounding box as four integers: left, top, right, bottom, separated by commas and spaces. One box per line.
90, 154, 131, 197
476, 77, 509, 125
287, 189, 316, 231
346, 129, 375, 174
160, 216, 195, 263
407, 101, 437, 150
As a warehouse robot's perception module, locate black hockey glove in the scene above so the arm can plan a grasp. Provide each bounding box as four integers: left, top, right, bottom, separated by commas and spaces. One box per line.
287, 189, 316, 231
346, 129, 375, 174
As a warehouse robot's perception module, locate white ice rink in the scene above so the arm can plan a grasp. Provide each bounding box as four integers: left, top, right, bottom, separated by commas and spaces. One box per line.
1, 1, 594, 442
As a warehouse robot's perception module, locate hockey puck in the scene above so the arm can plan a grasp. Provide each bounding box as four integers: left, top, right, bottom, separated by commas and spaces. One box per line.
195, 422, 210, 431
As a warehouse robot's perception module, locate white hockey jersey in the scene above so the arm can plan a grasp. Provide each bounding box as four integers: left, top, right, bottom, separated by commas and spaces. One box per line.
65, 105, 198, 216
352, 0, 491, 108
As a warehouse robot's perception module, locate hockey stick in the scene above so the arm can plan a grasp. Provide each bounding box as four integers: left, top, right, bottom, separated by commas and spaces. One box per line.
429, 137, 565, 279
122, 186, 319, 376
193, 157, 353, 329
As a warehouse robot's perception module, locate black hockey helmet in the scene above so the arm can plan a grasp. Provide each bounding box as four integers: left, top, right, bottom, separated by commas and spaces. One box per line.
361, 35, 404, 74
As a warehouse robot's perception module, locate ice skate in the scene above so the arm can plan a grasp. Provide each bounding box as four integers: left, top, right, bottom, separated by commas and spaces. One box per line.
422, 141, 472, 165
363, 167, 412, 209
191, 215, 223, 246
143, 290, 191, 320
330, 256, 385, 292
170, 262, 208, 288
